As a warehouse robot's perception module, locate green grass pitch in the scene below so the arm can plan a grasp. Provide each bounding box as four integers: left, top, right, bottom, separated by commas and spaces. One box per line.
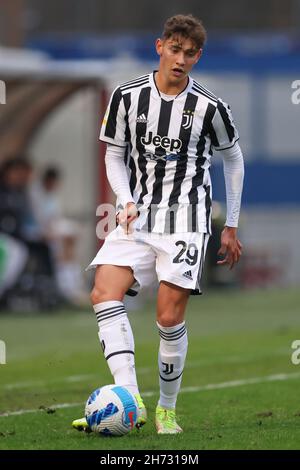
0, 288, 300, 450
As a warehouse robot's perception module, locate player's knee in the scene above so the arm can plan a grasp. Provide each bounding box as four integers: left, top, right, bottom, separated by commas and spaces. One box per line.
90, 286, 101, 304
90, 285, 110, 304
157, 296, 186, 326
157, 309, 183, 327
158, 316, 178, 327
90, 285, 124, 304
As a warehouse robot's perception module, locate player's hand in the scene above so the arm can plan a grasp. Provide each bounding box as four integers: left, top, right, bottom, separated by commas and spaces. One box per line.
217, 226, 243, 270
117, 202, 139, 234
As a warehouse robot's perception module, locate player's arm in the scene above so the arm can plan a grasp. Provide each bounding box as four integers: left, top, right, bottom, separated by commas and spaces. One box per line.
99, 86, 137, 233
210, 99, 244, 269
105, 144, 138, 233
218, 142, 244, 269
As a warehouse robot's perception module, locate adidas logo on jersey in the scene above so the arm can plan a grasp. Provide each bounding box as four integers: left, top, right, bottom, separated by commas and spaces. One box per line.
136, 114, 148, 123
182, 270, 193, 280
141, 131, 182, 152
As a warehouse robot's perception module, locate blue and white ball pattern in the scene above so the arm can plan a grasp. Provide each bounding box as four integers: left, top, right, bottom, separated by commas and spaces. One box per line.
85, 385, 138, 436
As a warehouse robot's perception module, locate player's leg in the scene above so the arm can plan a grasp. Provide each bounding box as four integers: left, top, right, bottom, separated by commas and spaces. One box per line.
152, 231, 209, 433
155, 281, 190, 434
91, 264, 140, 394
73, 262, 147, 431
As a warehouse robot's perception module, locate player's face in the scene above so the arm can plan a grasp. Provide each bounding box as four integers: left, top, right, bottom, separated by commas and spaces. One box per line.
156, 36, 202, 85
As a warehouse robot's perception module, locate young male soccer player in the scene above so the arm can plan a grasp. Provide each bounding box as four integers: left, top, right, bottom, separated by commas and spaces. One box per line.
73, 14, 244, 434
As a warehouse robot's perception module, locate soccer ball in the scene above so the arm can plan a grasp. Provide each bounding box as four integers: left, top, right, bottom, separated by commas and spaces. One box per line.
85, 384, 138, 436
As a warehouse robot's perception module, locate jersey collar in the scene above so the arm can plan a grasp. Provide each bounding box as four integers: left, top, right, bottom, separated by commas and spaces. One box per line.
150, 71, 193, 100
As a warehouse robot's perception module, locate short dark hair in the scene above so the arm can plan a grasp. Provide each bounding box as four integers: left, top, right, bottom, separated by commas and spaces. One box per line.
162, 14, 207, 50
42, 166, 61, 183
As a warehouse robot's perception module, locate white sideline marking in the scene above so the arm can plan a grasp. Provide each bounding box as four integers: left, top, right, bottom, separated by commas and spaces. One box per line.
3, 374, 98, 390
2, 351, 289, 390
1, 371, 300, 418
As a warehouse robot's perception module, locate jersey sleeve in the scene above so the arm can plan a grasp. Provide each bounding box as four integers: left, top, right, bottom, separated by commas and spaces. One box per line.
210, 99, 239, 151
99, 87, 128, 147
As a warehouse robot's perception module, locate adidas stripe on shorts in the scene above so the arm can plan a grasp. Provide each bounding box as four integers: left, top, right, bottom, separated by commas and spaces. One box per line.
87, 225, 210, 295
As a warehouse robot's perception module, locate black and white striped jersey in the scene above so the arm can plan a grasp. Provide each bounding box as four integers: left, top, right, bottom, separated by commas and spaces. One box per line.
100, 71, 239, 234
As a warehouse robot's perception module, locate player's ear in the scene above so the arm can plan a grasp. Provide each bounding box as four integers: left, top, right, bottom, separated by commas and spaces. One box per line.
156, 38, 163, 57
195, 48, 202, 63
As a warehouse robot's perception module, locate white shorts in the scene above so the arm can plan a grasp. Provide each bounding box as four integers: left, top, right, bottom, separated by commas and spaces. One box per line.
88, 226, 210, 295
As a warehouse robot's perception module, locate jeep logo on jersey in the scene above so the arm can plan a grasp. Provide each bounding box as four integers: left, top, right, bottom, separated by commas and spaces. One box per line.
141, 132, 182, 152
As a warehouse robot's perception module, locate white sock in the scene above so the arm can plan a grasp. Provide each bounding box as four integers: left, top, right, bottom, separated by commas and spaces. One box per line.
94, 301, 139, 395
157, 321, 188, 410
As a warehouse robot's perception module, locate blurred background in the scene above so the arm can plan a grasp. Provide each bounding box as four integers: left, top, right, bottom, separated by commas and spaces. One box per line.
0, 0, 300, 311
2, 3, 300, 451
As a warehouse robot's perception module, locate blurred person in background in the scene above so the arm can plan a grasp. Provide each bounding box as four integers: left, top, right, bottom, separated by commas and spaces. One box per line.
0, 157, 57, 310
0, 158, 33, 241
0, 233, 28, 306
0, 159, 29, 306
30, 166, 89, 307
72, 14, 244, 434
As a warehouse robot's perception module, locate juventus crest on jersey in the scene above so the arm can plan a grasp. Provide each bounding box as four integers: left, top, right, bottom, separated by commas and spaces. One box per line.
100, 72, 239, 234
